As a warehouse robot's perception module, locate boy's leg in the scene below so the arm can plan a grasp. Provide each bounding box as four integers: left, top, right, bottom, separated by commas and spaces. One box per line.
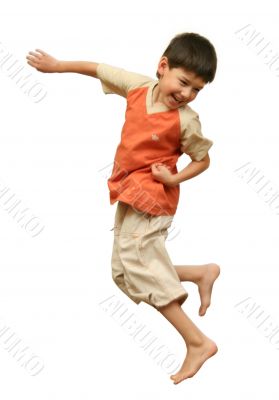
158, 299, 218, 385
174, 263, 220, 316
111, 201, 141, 305
116, 207, 189, 308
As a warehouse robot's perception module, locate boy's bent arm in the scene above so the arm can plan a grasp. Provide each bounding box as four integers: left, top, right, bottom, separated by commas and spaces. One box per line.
26, 49, 99, 77
172, 154, 210, 186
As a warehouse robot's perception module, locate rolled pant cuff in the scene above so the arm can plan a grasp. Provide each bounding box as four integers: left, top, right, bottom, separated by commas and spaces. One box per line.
152, 290, 189, 311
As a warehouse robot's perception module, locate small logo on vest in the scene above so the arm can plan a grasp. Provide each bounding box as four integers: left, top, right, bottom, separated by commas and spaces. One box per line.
151, 133, 160, 141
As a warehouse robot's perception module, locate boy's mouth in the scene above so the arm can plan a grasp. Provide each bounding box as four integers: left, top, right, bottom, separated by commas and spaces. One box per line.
171, 94, 183, 104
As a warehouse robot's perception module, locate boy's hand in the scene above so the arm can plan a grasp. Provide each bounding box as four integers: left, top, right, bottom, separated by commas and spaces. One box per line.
151, 163, 177, 187
26, 49, 60, 73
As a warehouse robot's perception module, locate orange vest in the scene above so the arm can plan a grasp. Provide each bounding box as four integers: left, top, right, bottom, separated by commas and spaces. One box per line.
107, 86, 183, 216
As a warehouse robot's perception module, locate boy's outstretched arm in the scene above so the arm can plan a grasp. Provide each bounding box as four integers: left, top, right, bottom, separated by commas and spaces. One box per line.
26, 49, 99, 77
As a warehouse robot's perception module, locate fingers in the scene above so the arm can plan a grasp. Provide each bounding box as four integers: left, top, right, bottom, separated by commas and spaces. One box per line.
152, 163, 171, 170
35, 49, 48, 56
26, 53, 42, 67
28, 51, 41, 58
26, 54, 37, 63
26, 49, 51, 71
26, 49, 48, 61
153, 163, 166, 167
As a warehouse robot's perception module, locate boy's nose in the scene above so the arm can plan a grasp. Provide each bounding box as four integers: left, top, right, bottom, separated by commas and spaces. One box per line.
181, 87, 192, 100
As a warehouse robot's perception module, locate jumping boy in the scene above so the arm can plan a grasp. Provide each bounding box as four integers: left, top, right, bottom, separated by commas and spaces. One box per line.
26, 32, 220, 385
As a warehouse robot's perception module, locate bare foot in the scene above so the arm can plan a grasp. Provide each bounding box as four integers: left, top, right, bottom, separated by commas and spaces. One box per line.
170, 338, 218, 384
196, 263, 220, 316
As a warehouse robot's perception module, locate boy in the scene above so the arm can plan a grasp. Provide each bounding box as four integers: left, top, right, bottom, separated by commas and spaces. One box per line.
26, 32, 220, 385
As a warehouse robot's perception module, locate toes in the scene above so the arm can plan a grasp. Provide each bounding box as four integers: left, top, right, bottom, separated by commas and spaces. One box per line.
172, 373, 190, 384
170, 373, 181, 384
199, 307, 206, 316
199, 305, 207, 316
171, 375, 180, 384
199, 301, 211, 316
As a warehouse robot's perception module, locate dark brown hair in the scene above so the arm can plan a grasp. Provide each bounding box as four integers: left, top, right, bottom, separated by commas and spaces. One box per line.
157, 32, 217, 83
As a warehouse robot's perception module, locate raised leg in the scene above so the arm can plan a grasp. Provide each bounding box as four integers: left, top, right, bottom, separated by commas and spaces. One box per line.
174, 263, 220, 316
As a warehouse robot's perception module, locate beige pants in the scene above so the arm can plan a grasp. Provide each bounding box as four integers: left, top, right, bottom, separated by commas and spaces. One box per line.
111, 201, 188, 310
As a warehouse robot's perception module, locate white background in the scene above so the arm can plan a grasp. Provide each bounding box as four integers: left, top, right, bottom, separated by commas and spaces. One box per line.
0, 0, 279, 398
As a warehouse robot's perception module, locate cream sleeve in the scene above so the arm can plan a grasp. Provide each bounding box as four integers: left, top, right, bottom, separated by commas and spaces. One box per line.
96, 63, 152, 98
180, 114, 213, 162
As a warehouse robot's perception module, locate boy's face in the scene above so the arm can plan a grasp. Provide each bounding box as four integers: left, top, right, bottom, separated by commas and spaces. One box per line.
154, 56, 206, 109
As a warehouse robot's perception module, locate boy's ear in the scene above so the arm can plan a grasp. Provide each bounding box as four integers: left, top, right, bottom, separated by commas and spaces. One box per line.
157, 56, 169, 77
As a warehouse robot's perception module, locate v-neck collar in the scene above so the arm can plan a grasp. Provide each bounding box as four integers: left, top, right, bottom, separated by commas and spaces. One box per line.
145, 81, 173, 115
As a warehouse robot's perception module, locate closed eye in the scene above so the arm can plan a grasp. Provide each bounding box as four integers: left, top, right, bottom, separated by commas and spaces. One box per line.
180, 79, 200, 93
